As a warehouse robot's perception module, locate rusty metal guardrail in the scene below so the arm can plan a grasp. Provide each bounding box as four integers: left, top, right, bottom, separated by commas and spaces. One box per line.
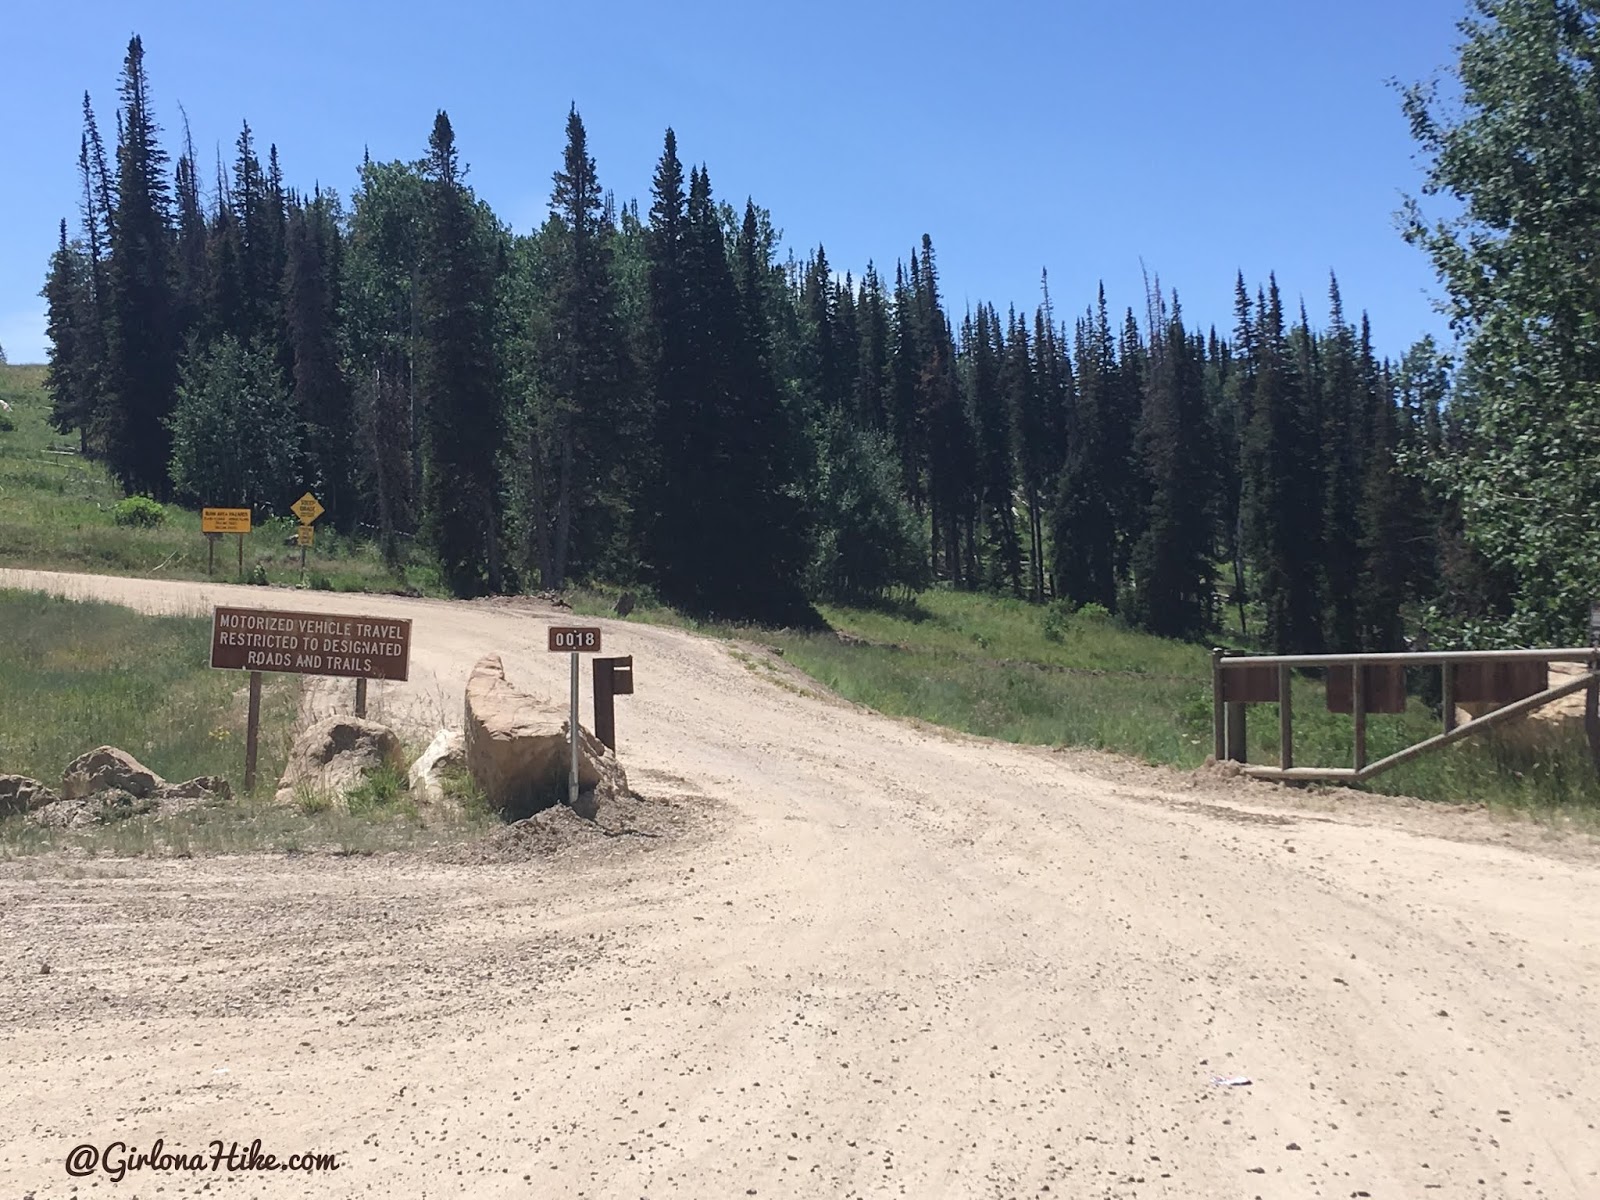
1210, 647, 1600, 783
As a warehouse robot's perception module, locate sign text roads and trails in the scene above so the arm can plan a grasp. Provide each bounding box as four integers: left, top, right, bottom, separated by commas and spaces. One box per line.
211, 606, 411, 681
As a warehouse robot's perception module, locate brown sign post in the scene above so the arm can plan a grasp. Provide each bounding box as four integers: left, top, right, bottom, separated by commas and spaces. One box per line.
592, 655, 634, 751
211, 606, 413, 791
548, 626, 605, 806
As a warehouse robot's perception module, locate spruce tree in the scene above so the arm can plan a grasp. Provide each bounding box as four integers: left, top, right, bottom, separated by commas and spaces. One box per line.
284, 192, 356, 530
103, 35, 180, 498
1050, 290, 1117, 609
528, 105, 632, 588
1129, 294, 1214, 638
416, 111, 504, 596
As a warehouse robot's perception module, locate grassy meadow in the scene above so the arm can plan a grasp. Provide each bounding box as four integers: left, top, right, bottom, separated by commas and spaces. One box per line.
0, 364, 441, 594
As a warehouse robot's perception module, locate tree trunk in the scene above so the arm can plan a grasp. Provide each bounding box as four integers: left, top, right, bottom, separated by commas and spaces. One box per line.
552, 424, 576, 590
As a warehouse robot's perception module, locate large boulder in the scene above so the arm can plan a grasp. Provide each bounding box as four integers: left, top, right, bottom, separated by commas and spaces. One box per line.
464, 655, 628, 819
274, 716, 405, 806
61, 747, 163, 801
408, 729, 466, 805
0, 775, 60, 816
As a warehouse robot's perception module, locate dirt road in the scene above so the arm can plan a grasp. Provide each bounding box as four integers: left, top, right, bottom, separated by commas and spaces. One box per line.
2, 568, 1598, 1199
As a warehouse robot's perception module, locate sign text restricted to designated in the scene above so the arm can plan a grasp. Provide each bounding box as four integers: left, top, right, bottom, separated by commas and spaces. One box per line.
211, 607, 412, 680
547, 626, 602, 653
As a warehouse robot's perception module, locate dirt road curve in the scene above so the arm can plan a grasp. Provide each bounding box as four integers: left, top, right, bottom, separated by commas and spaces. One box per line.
3, 569, 1599, 1199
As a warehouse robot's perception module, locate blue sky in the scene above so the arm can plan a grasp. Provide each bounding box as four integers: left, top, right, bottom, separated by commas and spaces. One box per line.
0, 0, 1469, 364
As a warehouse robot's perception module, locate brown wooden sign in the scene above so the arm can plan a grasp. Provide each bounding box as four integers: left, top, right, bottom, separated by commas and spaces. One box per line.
1325, 664, 1408, 714
548, 625, 602, 653
1219, 662, 1280, 704
210, 606, 411, 680
1454, 661, 1547, 705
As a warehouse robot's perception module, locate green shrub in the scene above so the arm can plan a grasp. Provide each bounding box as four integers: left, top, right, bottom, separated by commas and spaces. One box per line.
309, 573, 334, 591
112, 496, 166, 528
0, 412, 15, 433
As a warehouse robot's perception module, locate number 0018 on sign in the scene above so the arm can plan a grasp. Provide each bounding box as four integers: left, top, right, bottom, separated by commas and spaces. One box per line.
548, 626, 602, 652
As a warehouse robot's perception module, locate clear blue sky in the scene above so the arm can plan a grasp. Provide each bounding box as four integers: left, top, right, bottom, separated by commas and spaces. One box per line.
0, 0, 1469, 364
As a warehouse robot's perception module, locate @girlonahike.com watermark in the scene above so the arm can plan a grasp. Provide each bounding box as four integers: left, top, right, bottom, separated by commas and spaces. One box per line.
66, 1139, 339, 1181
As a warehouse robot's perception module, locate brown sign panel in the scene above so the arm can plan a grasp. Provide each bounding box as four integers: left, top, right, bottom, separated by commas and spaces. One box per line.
211, 606, 411, 681
548, 625, 603, 653
1454, 661, 1547, 705
1325, 664, 1408, 714
1219, 662, 1280, 704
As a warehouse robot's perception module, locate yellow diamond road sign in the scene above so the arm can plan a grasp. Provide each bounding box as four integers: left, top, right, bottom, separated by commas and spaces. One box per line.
291, 492, 324, 525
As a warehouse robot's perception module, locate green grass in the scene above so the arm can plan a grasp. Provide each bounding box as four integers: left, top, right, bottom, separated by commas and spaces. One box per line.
574, 582, 1600, 818
0, 588, 301, 789
0, 588, 498, 858
0, 364, 442, 594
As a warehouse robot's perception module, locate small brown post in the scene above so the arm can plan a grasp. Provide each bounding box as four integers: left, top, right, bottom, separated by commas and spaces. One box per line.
300, 542, 307, 586
244, 670, 263, 792
1278, 663, 1294, 770
1225, 701, 1246, 763
593, 658, 616, 751
207, 536, 215, 577
355, 677, 368, 719
237, 532, 245, 580
1441, 660, 1457, 734
1352, 661, 1367, 773
1210, 649, 1226, 762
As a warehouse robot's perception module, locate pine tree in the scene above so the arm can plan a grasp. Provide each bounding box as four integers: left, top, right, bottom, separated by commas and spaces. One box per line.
852, 263, 890, 432
1243, 277, 1323, 652
967, 303, 1021, 593
42, 221, 98, 450
1318, 273, 1362, 650
916, 236, 974, 585
284, 192, 356, 530
1051, 289, 1117, 609
103, 35, 180, 498
527, 106, 632, 588
1129, 293, 1214, 638
416, 111, 504, 596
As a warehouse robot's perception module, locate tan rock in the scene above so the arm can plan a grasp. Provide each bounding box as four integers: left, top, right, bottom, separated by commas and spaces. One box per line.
274, 716, 405, 806
61, 746, 163, 801
464, 655, 628, 819
0, 774, 60, 816
408, 729, 466, 804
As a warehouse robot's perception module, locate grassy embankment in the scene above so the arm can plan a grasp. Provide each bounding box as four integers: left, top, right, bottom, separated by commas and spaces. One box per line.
567, 586, 1600, 818
0, 589, 491, 857
0, 364, 440, 594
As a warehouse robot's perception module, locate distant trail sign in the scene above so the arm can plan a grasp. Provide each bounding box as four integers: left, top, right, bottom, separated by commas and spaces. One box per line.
211, 606, 412, 681
202, 507, 251, 534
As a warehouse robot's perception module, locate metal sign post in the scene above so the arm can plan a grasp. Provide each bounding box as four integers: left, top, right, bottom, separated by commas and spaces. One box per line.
548, 626, 604, 807
570, 650, 580, 806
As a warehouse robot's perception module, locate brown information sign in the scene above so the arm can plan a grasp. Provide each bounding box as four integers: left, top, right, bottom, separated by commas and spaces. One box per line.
548, 625, 602, 653
211, 606, 411, 680
202, 507, 252, 534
